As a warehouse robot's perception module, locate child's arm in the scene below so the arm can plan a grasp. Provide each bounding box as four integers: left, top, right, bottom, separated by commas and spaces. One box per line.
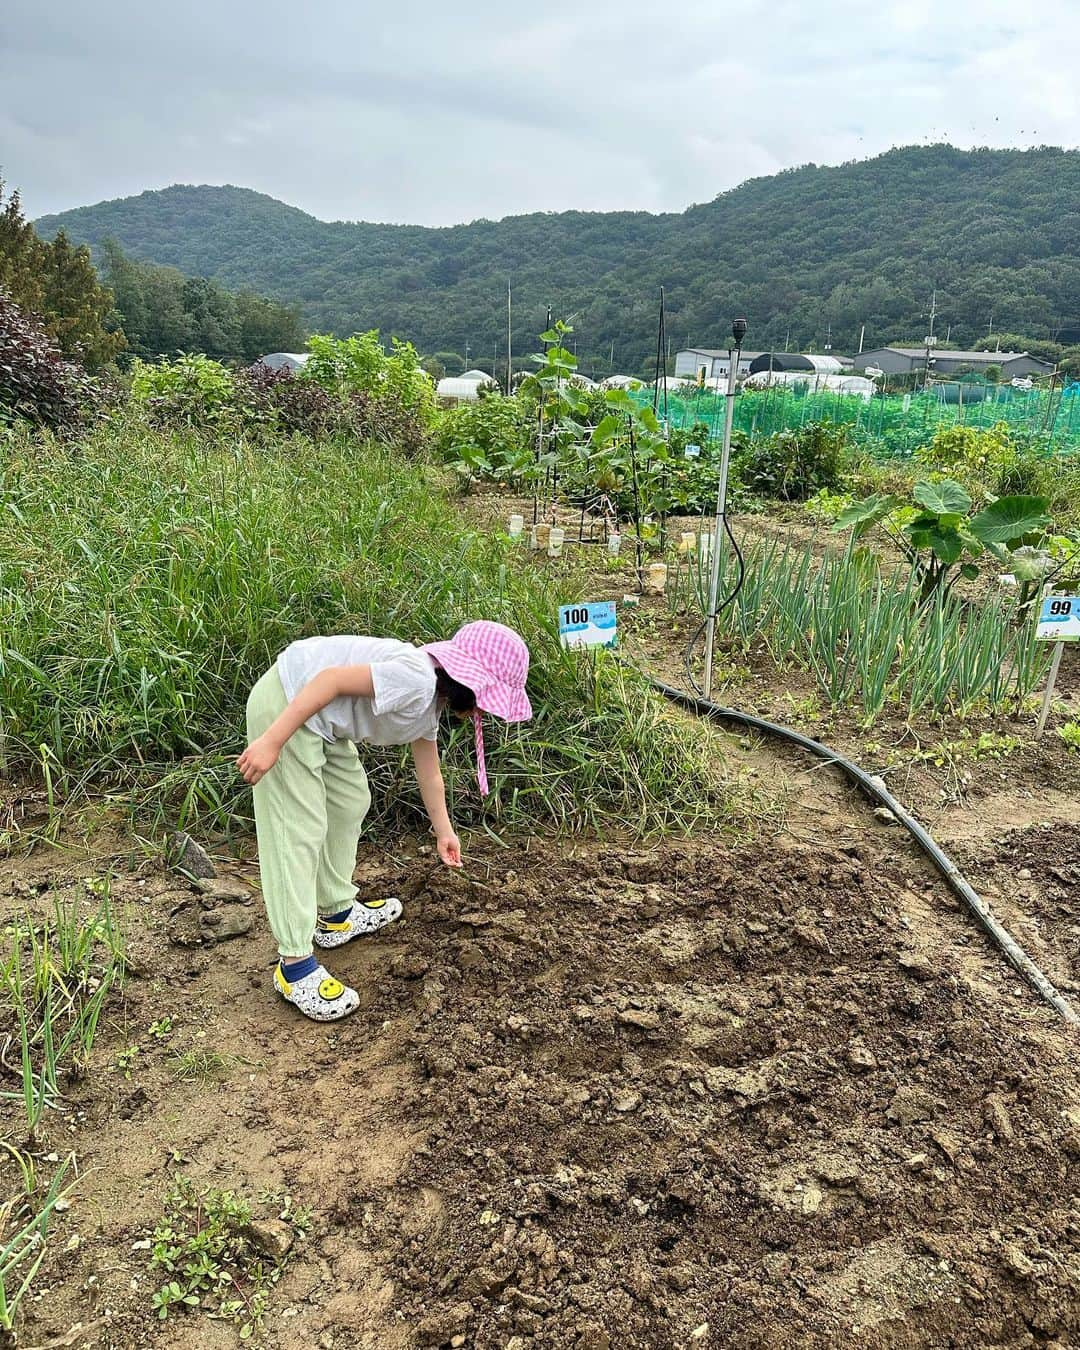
410, 736, 462, 868
237, 665, 375, 784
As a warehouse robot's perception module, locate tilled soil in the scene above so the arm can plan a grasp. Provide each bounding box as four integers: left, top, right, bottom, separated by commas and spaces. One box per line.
10, 802, 1079, 1350
382, 834, 1080, 1350
955, 822, 1080, 995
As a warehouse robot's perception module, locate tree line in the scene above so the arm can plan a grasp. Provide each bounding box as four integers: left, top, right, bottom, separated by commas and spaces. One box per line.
1, 178, 304, 370
33, 145, 1080, 377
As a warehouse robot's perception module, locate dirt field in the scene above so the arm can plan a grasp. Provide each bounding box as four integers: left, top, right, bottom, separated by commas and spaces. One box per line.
4, 499, 1080, 1349
5, 752, 1080, 1349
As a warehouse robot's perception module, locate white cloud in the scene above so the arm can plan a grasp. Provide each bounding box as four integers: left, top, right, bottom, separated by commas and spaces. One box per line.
3, 0, 1078, 221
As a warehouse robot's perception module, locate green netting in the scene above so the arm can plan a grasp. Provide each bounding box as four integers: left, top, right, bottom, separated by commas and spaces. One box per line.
635, 381, 1080, 458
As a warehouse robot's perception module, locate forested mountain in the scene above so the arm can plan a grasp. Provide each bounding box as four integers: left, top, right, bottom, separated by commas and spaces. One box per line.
35, 145, 1080, 376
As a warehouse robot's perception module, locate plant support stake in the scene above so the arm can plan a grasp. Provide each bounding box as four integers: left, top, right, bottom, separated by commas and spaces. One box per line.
703, 318, 746, 699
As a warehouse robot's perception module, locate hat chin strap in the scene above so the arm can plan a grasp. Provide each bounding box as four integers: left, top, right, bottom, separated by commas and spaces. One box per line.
473, 709, 489, 796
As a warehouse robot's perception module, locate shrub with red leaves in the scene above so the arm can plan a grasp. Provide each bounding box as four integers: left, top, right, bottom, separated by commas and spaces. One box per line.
0, 293, 99, 433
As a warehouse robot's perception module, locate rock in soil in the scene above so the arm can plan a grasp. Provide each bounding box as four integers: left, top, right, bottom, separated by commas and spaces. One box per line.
243, 1218, 294, 1260
168, 830, 216, 879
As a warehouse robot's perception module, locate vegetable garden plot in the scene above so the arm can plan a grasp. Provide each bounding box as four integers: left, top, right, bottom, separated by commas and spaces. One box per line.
631, 383, 1080, 458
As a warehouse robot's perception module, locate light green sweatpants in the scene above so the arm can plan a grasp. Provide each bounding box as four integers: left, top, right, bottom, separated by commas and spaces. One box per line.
246, 666, 372, 958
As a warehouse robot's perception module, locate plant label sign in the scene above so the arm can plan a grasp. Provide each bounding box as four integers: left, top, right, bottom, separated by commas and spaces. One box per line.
684, 443, 701, 460
559, 602, 617, 650
1036, 595, 1080, 642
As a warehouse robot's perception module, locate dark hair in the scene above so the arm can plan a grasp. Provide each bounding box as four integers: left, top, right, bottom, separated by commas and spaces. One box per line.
435, 666, 477, 714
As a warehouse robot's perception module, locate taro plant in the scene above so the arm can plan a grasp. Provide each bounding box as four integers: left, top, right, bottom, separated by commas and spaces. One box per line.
833, 478, 1052, 602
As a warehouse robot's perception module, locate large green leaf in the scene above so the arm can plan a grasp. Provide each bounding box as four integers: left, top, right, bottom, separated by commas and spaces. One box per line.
832, 494, 896, 539
927, 526, 963, 564
1006, 545, 1053, 581
913, 479, 971, 517
591, 414, 622, 448
969, 495, 1051, 545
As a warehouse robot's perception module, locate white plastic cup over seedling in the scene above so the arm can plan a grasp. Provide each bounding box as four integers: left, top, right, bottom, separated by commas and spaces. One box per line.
643, 561, 668, 595
547, 527, 565, 558
529, 523, 550, 551
508, 513, 524, 539
608, 533, 622, 556
678, 531, 697, 555
622, 593, 640, 606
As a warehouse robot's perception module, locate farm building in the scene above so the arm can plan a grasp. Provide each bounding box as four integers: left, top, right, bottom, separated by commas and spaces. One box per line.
436, 369, 498, 402
853, 348, 1053, 378
256, 352, 309, 372
747, 353, 846, 376
674, 348, 764, 381
743, 370, 875, 398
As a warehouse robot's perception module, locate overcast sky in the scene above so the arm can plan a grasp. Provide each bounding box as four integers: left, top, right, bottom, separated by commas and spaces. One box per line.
3, 1, 1078, 224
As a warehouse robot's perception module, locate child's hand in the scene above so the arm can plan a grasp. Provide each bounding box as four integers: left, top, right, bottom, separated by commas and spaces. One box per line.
236, 735, 280, 785
437, 831, 463, 868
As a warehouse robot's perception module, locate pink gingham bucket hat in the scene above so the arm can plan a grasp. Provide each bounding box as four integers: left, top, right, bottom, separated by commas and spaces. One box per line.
422, 621, 532, 795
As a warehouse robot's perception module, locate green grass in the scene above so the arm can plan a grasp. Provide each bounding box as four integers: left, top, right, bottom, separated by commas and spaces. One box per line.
0, 416, 736, 837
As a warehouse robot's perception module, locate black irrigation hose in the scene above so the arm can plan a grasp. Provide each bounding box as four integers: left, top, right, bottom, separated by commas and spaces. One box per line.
647, 674, 1080, 1026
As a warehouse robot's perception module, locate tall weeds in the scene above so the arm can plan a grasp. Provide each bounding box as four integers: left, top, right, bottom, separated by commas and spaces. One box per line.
1, 418, 736, 836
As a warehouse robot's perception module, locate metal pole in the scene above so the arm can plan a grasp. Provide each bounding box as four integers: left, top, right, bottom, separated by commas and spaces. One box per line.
1037, 641, 1064, 738
703, 341, 741, 699
507, 281, 512, 396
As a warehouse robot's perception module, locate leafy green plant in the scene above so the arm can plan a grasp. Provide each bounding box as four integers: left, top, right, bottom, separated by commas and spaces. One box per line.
114, 1044, 139, 1079
737, 422, 849, 502
303, 330, 436, 447
803, 486, 854, 524
916, 421, 1016, 477
1058, 721, 1080, 751
834, 478, 1052, 600
130, 353, 238, 428
146, 1176, 302, 1338
434, 394, 535, 486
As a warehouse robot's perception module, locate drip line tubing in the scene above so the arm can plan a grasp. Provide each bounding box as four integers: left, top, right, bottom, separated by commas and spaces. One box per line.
645, 674, 1080, 1026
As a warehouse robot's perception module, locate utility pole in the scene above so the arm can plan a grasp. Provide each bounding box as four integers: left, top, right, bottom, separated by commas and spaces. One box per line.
506, 281, 512, 395
923, 288, 938, 391
858, 324, 865, 355
988, 311, 994, 338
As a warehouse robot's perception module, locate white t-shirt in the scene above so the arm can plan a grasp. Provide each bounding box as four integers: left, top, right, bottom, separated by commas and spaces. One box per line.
277, 636, 439, 747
